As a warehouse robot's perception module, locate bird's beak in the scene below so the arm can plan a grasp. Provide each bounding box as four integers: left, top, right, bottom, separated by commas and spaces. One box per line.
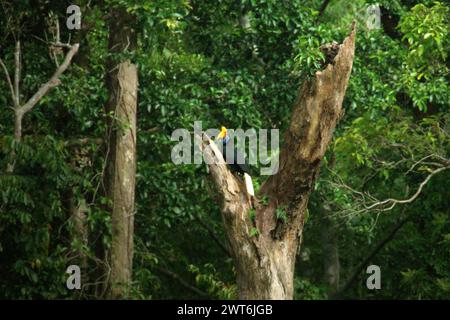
217, 126, 227, 140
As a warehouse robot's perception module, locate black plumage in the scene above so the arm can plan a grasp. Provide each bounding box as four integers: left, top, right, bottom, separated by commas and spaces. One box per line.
220, 139, 250, 175
216, 126, 255, 198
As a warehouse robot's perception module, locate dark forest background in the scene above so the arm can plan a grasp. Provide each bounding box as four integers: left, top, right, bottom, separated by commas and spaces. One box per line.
0, 0, 448, 299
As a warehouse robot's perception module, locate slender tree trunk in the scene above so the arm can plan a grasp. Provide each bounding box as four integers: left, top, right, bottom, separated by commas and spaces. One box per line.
103, 8, 138, 299
201, 24, 356, 299
69, 191, 88, 273
6, 110, 23, 173
321, 203, 340, 295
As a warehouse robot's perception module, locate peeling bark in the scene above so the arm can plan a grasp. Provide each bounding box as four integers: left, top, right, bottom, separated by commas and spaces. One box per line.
103, 9, 138, 299
201, 24, 356, 299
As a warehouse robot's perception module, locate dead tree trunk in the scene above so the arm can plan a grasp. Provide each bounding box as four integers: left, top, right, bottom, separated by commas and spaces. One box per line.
103, 9, 138, 299
201, 25, 356, 299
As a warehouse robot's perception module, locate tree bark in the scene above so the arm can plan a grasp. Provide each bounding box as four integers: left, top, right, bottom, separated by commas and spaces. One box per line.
103, 9, 138, 299
69, 193, 88, 275
201, 24, 356, 300
321, 203, 340, 295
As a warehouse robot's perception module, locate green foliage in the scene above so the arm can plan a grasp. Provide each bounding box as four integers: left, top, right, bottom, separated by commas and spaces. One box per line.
292, 23, 343, 79
293, 36, 325, 78
276, 206, 288, 223
299, 0, 449, 300
249, 227, 259, 238
399, 2, 449, 79
249, 208, 256, 223
0, 0, 448, 300
294, 278, 328, 300
398, 2, 449, 111
188, 264, 237, 299
261, 195, 269, 206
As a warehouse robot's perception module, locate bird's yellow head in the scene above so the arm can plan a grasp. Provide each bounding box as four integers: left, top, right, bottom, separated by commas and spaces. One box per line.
217, 126, 227, 140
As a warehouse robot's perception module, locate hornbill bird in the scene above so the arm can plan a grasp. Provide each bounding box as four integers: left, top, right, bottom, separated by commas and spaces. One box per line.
216, 126, 255, 197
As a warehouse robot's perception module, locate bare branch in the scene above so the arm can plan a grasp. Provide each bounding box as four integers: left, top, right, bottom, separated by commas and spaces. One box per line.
18, 43, 79, 116
0, 57, 16, 107
55, 17, 60, 44
406, 154, 447, 175
4, 39, 79, 173
14, 40, 20, 107
145, 126, 160, 134
328, 162, 450, 217
363, 165, 449, 211
51, 42, 74, 49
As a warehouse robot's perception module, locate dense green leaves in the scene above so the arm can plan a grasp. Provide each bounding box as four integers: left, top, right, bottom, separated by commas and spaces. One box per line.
0, 0, 448, 299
